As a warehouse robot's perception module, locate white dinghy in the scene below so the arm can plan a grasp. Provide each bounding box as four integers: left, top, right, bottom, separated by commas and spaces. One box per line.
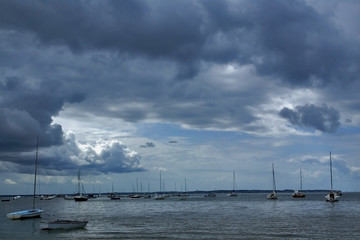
40, 220, 88, 230
7, 137, 43, 220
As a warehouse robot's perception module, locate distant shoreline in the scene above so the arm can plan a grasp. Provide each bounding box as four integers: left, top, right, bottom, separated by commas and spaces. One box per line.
1, 189, 344, 198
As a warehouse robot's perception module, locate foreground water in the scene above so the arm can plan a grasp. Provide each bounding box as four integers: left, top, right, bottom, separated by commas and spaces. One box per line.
1, 192, 359, 239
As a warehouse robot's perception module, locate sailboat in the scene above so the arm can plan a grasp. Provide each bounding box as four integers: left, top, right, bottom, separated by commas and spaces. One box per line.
179, 178, 188, 200
143, 183, 152, 199
108, 182, 120, 200
292, 169, 306, 198
7, 137, 44, 220
325, 152, 339, 202
267, 163, 278, 200
74, 169, 88, 202
227, 170, 237, 197
129, 178, 142, 198
154, 171, 165, 200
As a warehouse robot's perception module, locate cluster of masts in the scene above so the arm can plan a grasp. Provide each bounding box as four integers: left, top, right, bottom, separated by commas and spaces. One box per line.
266, 152, 340, 202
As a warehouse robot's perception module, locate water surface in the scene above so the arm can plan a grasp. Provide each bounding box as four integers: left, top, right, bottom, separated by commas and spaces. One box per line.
1, 192, 359, 239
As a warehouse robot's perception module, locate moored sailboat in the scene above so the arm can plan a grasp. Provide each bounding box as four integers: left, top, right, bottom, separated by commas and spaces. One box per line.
325, 152, 339, 202
204, 192, 216, 197
227, 170, 237, 197
74, 169, 88, 202
292, 169, 306, 198
178, 178, 188, 200
7, 137, 43, 220
267, 163, 278, 200
154, 171, 165, 200
108, 182, 120, 200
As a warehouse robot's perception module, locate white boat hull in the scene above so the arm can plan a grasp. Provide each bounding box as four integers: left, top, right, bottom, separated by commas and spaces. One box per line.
153, 194, 165, 200
41, 195, 56, 200
267, 192, 277, 200
227, 192, 237, 197
40, 220, 88, 230
7, 209, 43, 220
325, 192, 339, 202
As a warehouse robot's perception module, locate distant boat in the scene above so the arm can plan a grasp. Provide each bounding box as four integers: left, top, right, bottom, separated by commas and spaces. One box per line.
129, 194, 142, 199
143, 183, 152, 199
179, 178, 188, 200
227, 170, 238, 197
1, 196, 11, 202
153, 171, 165, 200
325, 152, 339, 202
41, 195, 56, 200
111, 196, 121, 200
74, 169, 88, 202
153, 194, 165, 200
204, 193, 216, 197
267, 163, 278, 200
64, 195, 75, 200
109, 183, 120, 200
40, 220, 88, 230
292, 169, 306, 198
7, 137, 44, 220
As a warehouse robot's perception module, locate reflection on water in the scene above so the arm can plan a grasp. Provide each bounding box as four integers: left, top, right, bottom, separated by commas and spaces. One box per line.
1, 192, 360, 239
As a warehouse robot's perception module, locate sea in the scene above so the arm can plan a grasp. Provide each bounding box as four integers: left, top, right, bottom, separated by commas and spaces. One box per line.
1, 192, 359, 239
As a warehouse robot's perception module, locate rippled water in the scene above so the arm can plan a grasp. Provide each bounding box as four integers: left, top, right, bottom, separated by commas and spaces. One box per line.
1, 192, 359, 239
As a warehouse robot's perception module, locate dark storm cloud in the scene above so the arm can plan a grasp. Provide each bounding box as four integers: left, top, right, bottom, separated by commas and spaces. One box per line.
0, 0, 358, 176
0, 75, 85, 151
0, 0, 204, 78
0, 0, 357, 84
242, 1, 355, 86
279, 104, 341, 133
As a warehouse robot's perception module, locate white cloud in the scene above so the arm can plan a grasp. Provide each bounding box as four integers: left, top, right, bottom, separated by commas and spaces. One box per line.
5, 179, 16, 185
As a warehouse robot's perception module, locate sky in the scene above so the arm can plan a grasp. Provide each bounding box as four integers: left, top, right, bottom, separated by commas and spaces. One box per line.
1, 0, 360, 195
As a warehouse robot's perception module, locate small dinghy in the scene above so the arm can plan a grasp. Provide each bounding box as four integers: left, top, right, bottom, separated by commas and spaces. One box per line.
40, 220, 88, 230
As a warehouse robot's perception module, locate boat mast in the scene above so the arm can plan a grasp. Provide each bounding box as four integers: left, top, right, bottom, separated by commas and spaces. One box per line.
32, 137, 39, 210
78, 168, 81, 194
330, 152, 333, 193
272, 163, 276, 193
300, 168, 303, 191
184, 178, 187, 194
233, 170, 235, 191
159, 171, 162, 193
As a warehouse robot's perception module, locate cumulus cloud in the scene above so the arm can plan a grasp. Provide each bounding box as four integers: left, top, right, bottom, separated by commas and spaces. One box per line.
48, 133, 143, 175
5, 179, 16, 185
279, 104, 341, 133
0, 133, 143, 176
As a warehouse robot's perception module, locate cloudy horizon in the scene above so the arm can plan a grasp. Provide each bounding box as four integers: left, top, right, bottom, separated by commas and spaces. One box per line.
1, 0, 360, 195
